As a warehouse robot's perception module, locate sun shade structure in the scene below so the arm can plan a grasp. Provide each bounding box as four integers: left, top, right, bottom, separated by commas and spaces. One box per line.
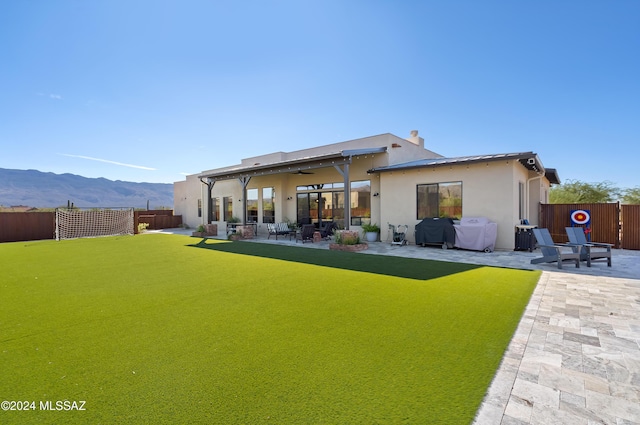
197, 147, 388, 228
200, 148, 387, 181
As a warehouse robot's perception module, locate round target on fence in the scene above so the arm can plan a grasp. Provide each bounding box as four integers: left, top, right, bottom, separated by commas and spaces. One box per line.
570, 209, 590, 225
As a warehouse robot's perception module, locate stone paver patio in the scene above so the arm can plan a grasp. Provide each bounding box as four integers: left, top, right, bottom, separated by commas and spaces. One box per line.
474, 271, 640, 425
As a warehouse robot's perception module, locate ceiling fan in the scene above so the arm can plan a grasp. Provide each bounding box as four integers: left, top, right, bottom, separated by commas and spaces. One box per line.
292, 170, 314, 175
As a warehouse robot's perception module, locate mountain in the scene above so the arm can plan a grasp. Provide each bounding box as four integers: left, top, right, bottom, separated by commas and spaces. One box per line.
0, 168, 173, 209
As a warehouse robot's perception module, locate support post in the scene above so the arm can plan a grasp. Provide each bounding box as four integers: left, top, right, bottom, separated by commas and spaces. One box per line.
207, 181, 215, 223
199, 178, 216, 224
334, 163, 351, 229
238, 176, 251, 225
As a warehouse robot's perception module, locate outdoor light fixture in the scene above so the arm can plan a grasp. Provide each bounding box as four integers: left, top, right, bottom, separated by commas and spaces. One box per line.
373, 193, 379, 197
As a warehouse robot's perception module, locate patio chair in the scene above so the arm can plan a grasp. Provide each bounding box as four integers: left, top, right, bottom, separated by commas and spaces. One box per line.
319, 222, 338, 240
267, 222, 292, 240
296, 224, 316, 243
531, 228, 582, 269
565, 227, 612, 267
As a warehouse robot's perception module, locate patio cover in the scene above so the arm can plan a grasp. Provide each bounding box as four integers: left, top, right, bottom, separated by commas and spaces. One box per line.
197, 147, 387, 228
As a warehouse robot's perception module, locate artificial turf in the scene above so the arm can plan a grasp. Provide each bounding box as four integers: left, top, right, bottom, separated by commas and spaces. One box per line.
0, 234, 540, 424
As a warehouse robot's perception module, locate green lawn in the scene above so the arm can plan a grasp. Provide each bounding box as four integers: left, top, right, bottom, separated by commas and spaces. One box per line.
0, 234, 539, 424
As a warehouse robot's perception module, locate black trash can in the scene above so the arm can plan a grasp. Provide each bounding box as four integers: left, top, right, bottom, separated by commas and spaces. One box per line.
515, 225, 536, 251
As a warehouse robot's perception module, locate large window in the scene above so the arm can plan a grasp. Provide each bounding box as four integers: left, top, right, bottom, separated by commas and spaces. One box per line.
262, 187, 275, 223
417, 182, 462, 220
211, 197, 220, 221
331, 192, 344, 224
295, 181, 368, 228
350, 180, 371, 226
246, 188, 258, 223
223, 196, 233, 221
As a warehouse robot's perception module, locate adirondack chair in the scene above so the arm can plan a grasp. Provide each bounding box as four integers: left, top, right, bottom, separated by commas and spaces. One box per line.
565, 227, 612, 267
296, 224, 316, 243
531, 228, 582, 269
319, 222, 338, 240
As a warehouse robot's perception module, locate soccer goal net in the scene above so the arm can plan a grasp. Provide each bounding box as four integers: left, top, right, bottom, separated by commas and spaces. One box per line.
55, 208, 134, 240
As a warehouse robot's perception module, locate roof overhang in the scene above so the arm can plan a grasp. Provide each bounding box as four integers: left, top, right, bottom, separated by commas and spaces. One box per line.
368, 151, 551, 175
199, 147, 387, 182
544, 168, 561, 185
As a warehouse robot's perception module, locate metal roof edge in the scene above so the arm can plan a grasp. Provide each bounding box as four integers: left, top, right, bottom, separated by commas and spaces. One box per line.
545, 168, 561, 185
198, 147, 388, 180
367, 151, 540, 173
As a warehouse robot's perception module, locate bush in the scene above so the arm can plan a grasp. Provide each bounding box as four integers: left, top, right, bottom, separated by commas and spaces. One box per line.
361, 223, 380, 233
334, 230, 361, 245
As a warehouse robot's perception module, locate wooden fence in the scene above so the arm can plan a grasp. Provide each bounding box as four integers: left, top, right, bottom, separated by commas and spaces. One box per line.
539, 203, 639, 250
1, 210, 182, 243
621, 204, 640, 250
0, 212, 56, 242
134, 210, 182, 233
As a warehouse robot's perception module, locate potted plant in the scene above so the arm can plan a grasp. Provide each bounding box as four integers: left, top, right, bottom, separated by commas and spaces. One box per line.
361, 223, 380, 242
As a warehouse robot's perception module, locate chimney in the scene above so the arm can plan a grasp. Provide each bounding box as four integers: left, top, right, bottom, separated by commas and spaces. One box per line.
406, 130, 424, 148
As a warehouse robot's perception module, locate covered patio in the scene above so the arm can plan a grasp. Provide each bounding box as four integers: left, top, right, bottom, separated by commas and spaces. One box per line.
196, 147, 387, 232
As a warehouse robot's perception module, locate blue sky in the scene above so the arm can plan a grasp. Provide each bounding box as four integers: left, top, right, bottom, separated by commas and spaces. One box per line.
1, 1, 639, 189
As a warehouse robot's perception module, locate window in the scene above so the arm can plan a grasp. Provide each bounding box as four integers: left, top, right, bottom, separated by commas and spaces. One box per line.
197, 199, 202, 218
211, 198, 220, 221
350, 180, 371, 226
332, 191, 344, 225
417, 182, 462, 220
246, 189, 258, 223
295, 181, 366, 228
223, 196, 233, 221
262, 187, 275, 223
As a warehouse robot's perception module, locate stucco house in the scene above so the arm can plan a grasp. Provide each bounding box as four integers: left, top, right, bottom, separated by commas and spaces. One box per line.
173, 130, 559, 250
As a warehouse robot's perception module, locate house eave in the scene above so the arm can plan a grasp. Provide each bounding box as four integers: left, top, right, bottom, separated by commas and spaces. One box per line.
367, 151, 548, 175
199, 147, 387, 182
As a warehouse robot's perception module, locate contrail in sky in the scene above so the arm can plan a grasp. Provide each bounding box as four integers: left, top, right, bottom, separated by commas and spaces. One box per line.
59, 154, 157, 170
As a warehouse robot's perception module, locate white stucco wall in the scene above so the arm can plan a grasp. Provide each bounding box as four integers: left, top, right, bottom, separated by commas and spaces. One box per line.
377, 160, 547, 250
173, 174, 204, 229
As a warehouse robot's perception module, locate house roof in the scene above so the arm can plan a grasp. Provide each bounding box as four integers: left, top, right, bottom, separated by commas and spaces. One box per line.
368, 151, 561, 184
545, 168, 561, 185
199, 147, 387, 181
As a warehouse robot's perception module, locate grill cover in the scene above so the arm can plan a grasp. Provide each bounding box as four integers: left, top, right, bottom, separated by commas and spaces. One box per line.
415, 218, 455, 248
454, 217, 498, 252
